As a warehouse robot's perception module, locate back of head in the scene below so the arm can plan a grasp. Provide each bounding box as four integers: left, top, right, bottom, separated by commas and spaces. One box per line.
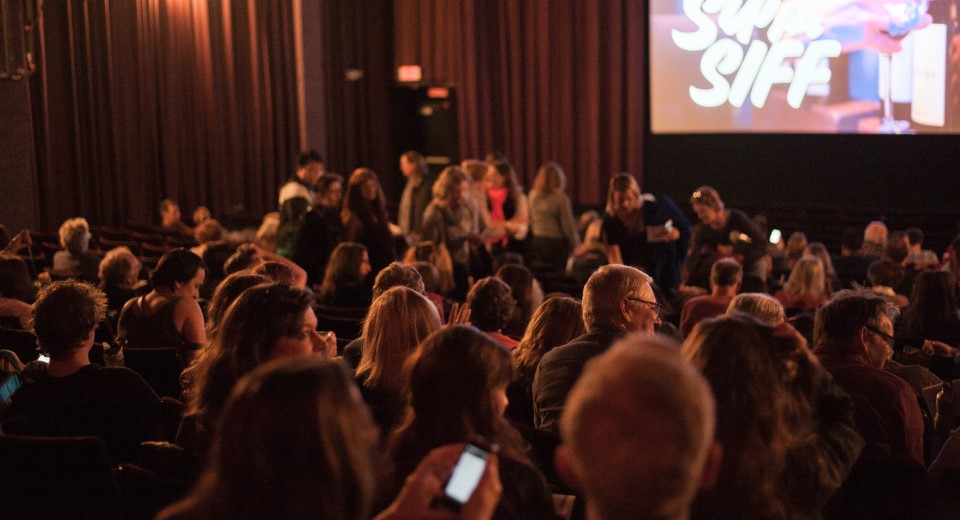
358, 286, 440, 391
885, 231, 908, 263
841, 227, 864, 253
905, 227, 924, 247
466, 277, 516, 333
58, 217, 91, 254
406, 325, 515, 447
194, 219, 224, 245
432, 166, 469, 206
297, 150, 323, 169
903, 270, 957, 333
460, 159, 487, 184
814, 290, 897, 346
152, 248, 206, 291
495, 263, 538, 316
320, 242, 367, 297
252, 261, 296, 287
372, 262, 424, 298
182, 356, 375, 520
867, 258, 905, 289
33, 280, 106, 358
726, 293, 785, 325
98, 247, 140, 291
515, 296, 585, 380
410, 261, 440, 293
784, 255, 826, 298
205, 272, 272, 338
0, 255, 35, 302
710, 258, 742, 287
561, 335, 715, 520
533, 162, 565, 193
582, 265, 651, 329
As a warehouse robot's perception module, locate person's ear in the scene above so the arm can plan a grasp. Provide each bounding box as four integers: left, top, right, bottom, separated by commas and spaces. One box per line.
554, 444, 581, 492
619, 298, 632, 325
699, 441, 723, 490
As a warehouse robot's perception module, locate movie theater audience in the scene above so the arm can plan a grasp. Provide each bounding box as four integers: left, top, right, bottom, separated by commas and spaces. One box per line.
52, 217, 101, 283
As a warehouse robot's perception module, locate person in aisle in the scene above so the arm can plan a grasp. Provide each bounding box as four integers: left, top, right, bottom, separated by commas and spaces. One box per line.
342, 168, 397, 275
291, 173, 344, 287
527, 162, 580, 273
397, 151, 435, 242
276, 150, 324, 256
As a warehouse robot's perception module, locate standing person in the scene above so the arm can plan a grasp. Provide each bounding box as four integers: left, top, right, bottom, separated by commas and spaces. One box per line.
420, 166, 486, 301
483, 161, 529, 258
291, 173, 344, 287
527, 162, 580, 273
342, 168, 397, 275
397, 151, 434, 242
276, 150, 324, 256
684, 186, 766, 291
600, 173, 690, 295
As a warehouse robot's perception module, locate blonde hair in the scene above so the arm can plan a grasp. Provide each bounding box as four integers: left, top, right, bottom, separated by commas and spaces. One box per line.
356, 287, 441, 392
531, 162, 566, 194
604, 173, 641, 215
58, 217, 91, 254
782, 255, 826, 303
727, 293, 785, 325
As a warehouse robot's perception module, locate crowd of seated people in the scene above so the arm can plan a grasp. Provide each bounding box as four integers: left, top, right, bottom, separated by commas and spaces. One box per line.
5, 154, 960, 519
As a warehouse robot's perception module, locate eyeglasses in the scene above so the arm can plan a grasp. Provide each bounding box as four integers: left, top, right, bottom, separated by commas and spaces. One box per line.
865, 325, 896, 349
625, 296, 662, 317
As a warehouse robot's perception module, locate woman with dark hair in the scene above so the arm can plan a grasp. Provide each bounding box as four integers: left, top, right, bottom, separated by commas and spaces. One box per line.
163, 357, 502, 520
117, 248, 207, 361
181, 283, 335, 455
0, 255, 35, 330
397, 151, 434, 241
420, 166, 486, 300
355, 287, 441, 435
495, 264, 543, 338
316, 242, 372, 308
382, 325, 555, 520
527, 162, 580, 272
483, 161, 528, 257
342, 168, 397, 275
896, 270, 960, 379
507, 296, 584, 428
682, 313, 861, 520
467, 277, 520, 350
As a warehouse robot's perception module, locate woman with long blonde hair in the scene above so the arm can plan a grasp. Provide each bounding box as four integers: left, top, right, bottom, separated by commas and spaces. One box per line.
775, 255, 829, 314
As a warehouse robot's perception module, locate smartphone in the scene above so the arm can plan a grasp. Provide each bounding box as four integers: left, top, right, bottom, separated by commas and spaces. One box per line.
443, 444, 490, 509
769, 229, 782, 244
37, 355, 50, 364
664, 219, 674, 232
0, 372, 21, 401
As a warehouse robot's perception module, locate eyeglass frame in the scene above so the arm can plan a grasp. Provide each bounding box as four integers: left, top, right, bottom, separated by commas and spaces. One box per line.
624, 296, 662, 317
865, 325, 896, 349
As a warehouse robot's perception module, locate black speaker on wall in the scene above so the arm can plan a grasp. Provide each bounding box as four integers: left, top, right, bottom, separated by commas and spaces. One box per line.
391, 84, 459, 178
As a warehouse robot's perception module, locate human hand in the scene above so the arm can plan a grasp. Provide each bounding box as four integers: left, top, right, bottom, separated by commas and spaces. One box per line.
922, 339, 958, 357
447, 303, 472, 326
316, 331, 337, 359
373, 444, 501, 520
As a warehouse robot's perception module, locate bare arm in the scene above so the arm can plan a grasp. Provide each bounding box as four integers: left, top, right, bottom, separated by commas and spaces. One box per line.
253, 244, 308, 288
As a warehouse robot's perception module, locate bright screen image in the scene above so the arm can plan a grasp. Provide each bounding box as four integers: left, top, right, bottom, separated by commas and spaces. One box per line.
650, 0, 960, 134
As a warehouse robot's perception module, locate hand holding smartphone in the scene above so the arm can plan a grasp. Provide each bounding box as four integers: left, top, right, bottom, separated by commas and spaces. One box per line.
443, 443, 492, 509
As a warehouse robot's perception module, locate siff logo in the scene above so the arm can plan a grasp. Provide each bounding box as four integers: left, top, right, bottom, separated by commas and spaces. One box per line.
671, 0, 842, 109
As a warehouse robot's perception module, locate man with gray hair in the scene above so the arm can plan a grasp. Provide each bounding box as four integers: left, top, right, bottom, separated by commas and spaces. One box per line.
532, 264, 661, 434
813, 290, 924, 465
556, 336, 718, 520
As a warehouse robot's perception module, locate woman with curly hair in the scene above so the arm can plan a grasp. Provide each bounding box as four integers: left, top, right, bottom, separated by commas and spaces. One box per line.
316, 242, 372, 308
467, 277, 520, 350
420, 165, 485, 300
381, 325, 555, 520
342, 168, 396, 275
682, 313, 862, 520
507, 296, 584, 428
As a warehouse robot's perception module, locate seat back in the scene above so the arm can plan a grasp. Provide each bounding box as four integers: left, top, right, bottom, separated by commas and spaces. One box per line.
122, 347, 184, 399
0, 327, 39, 363
314, 304, 367, 341
0, 434, 122, 519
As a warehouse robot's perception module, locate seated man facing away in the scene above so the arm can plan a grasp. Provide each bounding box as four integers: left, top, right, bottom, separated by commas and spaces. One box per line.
2, 280, 162, 464
533, 264, 662, 434
557, 335, 719, 520
679, 258, 742, 337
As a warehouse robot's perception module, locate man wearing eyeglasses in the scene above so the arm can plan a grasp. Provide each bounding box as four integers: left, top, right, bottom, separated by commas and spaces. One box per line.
532, 265, 662, 435
812, 290, 924, 467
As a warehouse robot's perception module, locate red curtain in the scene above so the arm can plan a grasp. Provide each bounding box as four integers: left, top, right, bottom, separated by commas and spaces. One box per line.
392, 0, 647, 207
31, 0, 300, 230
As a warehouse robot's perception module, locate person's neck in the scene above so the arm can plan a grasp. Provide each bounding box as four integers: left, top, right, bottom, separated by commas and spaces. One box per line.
712, 286, 737, 298
47, 350, 91, 378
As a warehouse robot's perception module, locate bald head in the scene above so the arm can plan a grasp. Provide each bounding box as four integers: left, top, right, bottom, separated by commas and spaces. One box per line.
560, 335, 716, 520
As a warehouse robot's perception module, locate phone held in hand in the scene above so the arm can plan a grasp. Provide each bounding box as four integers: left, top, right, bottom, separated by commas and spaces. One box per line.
442, 443, 492, 510
769, 228, 782, 244
0, 372, 21, 401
